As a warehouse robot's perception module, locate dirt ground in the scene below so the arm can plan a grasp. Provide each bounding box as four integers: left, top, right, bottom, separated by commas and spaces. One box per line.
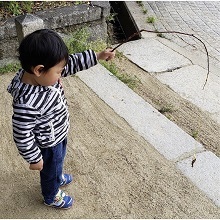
1, 68, 220, 218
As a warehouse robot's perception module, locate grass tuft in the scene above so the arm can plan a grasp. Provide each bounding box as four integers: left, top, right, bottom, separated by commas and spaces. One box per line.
0, 63, 20, 74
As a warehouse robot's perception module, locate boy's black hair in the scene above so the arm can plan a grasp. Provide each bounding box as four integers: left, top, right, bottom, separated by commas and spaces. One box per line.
18, 29, 69, 74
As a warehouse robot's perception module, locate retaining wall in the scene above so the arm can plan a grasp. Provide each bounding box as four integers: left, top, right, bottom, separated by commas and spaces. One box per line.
0, 1, 110, 66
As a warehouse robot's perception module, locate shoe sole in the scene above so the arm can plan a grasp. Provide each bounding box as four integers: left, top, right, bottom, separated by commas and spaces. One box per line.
44, 197, 74, 209
44, 201, 73, 209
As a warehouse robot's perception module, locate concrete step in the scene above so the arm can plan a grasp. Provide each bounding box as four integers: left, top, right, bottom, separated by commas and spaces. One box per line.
77, 63, 220, 207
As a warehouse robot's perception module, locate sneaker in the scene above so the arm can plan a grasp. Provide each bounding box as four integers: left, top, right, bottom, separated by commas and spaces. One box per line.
44, 189, 73, 209
60, 174, 73, 187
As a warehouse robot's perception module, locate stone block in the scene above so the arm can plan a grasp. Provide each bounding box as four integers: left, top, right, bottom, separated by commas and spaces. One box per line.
15, 14, 44, 43
91, 1, 111, 17
36, 5, 102, 29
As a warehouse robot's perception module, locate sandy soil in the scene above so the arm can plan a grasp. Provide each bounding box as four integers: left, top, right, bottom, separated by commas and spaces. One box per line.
1, 71, 220, 218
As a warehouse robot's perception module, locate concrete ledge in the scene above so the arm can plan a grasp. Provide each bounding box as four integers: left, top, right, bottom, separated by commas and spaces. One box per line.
77, 64, 204, 161
177, 151, 220, 207
117, 37, 191, 73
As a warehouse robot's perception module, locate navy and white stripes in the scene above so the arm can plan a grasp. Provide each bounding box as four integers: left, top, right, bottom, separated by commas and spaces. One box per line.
8, 49, 97, 164
63, 50, 97, 77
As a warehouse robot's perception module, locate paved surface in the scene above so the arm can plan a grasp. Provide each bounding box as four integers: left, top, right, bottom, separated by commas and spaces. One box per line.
126, 1, 220, 124
142, 1, 220, 69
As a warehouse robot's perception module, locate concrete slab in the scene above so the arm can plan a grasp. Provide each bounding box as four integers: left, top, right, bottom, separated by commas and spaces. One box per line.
117, 38, 191, 73
177, 151, 220, 207
77, 64, 204, 161
155, 65, 220, 124
117, 34, 220, 125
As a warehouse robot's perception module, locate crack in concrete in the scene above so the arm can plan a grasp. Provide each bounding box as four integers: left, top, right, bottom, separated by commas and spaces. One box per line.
153, 64, 193, 75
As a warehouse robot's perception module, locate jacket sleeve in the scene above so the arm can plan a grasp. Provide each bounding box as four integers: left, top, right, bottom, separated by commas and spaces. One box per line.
61, 49, 98, 77
12, 104, 42, 164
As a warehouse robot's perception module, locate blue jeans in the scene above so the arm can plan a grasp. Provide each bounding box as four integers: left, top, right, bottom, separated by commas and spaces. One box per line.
40, 138, 67, 203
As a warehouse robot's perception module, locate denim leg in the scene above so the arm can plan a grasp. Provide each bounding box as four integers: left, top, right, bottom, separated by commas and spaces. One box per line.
40, 138, 67, 203
57, 138, 67, 184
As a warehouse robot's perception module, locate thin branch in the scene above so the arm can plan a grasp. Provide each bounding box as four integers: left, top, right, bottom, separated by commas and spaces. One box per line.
111, 29, 210, 89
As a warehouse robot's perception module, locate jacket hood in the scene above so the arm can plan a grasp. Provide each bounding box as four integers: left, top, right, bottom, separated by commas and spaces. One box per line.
7, 69, 48, 102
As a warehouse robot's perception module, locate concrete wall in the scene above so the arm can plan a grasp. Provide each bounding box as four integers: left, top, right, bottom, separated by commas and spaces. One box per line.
0, 1, 110, 66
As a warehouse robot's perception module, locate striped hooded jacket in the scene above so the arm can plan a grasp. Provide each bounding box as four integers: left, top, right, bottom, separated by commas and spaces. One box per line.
7, 49, 97, 164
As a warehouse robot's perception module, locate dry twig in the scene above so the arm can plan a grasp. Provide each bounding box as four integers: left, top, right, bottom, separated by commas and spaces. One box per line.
111, 29, 210, 89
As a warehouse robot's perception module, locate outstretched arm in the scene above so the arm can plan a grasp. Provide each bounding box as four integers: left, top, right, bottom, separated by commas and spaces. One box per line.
62, 48, 115, 77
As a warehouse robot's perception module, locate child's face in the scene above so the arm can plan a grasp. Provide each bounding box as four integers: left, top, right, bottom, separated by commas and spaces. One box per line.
37, 60, 66, 86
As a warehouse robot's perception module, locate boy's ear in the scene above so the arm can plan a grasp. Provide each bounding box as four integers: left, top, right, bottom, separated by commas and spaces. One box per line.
32, 65, 44, 77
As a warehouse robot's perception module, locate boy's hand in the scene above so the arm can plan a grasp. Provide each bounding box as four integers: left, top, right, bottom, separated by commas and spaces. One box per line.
96, 48, 116, 61
29, 159, 43, 171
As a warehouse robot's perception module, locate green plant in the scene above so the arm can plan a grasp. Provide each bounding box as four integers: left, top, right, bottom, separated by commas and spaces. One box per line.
2, 1, 21, 16
100, 60, 118, 75
21, 1, 34, 13
136, 1, 144, 7
146, 16, 156, 23
154, 29, 165, 38
0, 1, 86, 20
159, 105, 174, 114
115, 51, 124, 60
89, 39, 107, 53
65, 27, 107, 54
0, 63, 20, 74
142, 9, 148, 14
106, 13, 117, 22
136, 1, 148, 14
74, 1, 83, 5
191, 130, 199, 139
100, 61, 138, 89
157, 33, 165, 38
65, 28, 138, 89
65, 28, 90, 53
